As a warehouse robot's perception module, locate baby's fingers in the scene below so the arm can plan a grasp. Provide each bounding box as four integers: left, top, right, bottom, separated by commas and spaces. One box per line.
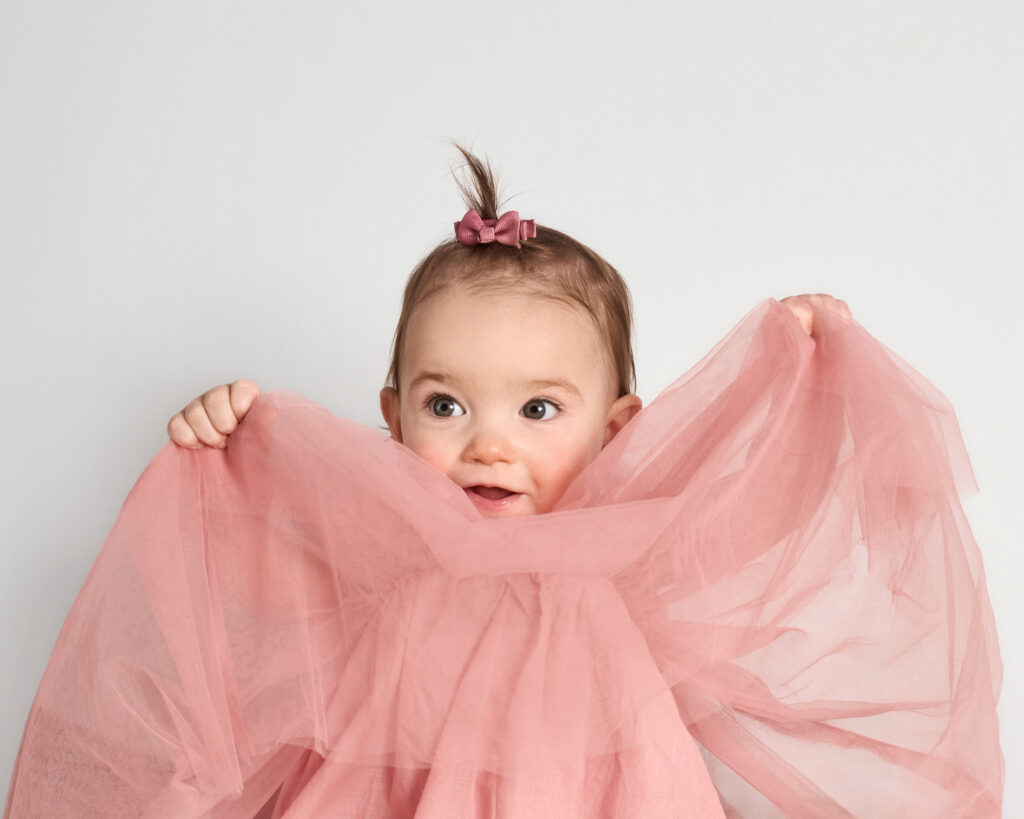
167, 410, 202, 448
781, 298, 815, 336
801, 293, 852, 321
179, 393, 230, 448
167, 380, 261, 449
780, 293, 852, 337
832, 297, 852, 321
225, 379, 261, 423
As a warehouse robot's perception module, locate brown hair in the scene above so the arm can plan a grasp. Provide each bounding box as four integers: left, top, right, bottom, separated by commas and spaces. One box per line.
386, 147, 636, 397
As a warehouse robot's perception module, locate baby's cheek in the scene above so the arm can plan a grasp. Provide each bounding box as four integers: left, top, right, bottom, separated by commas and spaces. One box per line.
401, 438, 456, 478
537, 445, 593, 508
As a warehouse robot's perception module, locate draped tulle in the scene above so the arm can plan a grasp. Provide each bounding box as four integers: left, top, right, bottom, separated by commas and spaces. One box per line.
4, 299, 1003, 818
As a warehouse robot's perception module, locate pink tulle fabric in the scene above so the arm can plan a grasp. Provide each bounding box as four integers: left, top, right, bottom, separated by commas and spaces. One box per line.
4, 300, 1003, 818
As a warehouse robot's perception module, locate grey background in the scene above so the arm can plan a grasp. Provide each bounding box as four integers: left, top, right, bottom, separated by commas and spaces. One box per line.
2, 1, 1021, 813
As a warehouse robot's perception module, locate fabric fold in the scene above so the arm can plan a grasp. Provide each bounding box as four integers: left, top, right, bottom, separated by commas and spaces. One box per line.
4, 299, 1002, 818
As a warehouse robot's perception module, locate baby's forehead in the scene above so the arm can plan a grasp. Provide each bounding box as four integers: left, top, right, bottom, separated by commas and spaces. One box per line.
406, 287, 598, 338
401, 289, 615, 394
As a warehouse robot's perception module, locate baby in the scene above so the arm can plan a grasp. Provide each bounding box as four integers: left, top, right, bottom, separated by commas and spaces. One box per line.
166, 149, 846, 518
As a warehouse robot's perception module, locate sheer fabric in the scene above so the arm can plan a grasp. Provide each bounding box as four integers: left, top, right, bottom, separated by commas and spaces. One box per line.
5, 300, 1002, 817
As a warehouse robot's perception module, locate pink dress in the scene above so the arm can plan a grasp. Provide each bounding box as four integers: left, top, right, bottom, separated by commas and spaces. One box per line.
4, 300, 1003, 817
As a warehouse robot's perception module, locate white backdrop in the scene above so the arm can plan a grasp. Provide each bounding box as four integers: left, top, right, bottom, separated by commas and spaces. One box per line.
2, 1, 1021, 813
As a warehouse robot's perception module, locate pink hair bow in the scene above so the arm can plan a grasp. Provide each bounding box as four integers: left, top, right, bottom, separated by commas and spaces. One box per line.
454, 209, 537, 248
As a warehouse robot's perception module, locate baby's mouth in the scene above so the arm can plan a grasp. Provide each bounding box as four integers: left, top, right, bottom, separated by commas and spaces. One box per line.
468, 485, 517, 501
463, 485, 526, 516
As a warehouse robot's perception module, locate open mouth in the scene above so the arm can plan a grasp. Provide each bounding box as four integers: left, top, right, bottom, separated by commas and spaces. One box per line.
463, 485, 524, 515
468, 485, 517, 501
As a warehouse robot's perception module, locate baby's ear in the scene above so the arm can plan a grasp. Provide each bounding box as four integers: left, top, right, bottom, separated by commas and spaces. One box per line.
603, 394, 642, 446
379, 387, 403, 442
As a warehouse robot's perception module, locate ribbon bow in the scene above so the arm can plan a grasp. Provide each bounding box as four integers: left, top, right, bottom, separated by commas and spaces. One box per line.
454, 209, 537, 248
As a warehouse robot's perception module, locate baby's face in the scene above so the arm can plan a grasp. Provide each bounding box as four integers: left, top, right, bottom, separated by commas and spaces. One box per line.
381, 289, 641, 518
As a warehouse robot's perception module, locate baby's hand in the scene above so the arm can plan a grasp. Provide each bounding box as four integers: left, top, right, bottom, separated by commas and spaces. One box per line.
166, 379, 261, 449
780, 293, 852, 337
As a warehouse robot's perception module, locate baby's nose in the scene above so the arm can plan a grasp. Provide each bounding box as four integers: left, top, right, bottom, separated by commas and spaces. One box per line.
462, 424, 517, 465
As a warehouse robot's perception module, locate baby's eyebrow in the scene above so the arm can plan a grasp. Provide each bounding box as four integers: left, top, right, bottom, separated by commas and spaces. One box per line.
522, 378, 582, 399
407, 371, 455, 391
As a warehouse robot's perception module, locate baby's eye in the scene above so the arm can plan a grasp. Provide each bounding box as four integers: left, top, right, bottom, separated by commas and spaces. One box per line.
428, 395, 465, 417
521, 399, 560, 420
